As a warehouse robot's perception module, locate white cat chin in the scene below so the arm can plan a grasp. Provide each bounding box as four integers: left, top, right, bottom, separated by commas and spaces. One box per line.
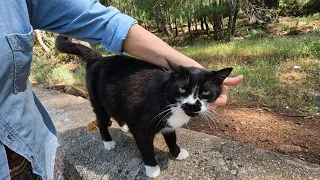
167, 107, 190, 128
145, 165, 160, 178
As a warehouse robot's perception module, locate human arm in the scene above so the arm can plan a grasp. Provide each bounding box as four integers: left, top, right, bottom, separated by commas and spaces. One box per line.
28, 0, 136, 54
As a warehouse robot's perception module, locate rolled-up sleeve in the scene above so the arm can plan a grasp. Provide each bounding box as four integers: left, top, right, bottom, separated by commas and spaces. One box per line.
27, 0, 137, 54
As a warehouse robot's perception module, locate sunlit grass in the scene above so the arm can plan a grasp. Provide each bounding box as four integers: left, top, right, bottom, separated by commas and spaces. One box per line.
175, 34, 320, 115
177, 33, 320, 64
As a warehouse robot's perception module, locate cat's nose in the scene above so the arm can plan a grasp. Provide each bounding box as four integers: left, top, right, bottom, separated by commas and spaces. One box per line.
181, 100, 201, 114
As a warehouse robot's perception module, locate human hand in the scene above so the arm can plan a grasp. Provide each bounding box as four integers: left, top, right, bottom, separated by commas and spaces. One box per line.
210, 75, 243, 110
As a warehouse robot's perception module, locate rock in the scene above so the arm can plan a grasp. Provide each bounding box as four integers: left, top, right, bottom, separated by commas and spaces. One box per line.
278, 145, 303, 153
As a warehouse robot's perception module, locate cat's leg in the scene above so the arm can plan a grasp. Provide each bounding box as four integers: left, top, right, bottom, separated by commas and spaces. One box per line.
91, 99, 115, 150
87, 76, 115, 150
162, 130, 189, 160
116, 120, 129, 133
131, 130, 160, 178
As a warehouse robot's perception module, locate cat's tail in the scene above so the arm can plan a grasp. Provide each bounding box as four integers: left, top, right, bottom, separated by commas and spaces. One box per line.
55, 35, 102, 67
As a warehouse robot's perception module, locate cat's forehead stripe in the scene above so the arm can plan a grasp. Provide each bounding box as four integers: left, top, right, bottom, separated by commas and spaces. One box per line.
182, 86, 199, 105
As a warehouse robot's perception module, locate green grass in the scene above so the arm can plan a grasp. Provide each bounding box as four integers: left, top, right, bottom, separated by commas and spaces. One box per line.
293, 12, 320, 23
174, 34, 320, 115
177, 33, 320, 64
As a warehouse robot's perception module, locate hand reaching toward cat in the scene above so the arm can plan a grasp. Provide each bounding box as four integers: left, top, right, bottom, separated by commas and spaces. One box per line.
210, 75, 243, 110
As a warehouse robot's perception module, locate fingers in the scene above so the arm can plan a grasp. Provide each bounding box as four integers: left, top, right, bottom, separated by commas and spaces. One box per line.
210, 75, 243, 110
222, 75, 243, 86
210, 85, 228, 110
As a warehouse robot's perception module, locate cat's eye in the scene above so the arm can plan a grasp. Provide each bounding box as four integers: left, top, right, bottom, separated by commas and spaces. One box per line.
201, 91, 210, 96
179, 88, 186, 93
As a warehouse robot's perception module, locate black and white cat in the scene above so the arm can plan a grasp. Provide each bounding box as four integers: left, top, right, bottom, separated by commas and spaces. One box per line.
55, 35, 233, 178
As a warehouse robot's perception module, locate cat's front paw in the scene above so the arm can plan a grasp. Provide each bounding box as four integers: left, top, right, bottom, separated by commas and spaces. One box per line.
145, 165, 160, 178
103, 141, 116, 150
176, 148, 189, 160
120, 124, 129, 133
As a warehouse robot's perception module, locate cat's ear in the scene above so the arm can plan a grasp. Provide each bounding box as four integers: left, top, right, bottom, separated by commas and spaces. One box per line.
211, 68, 233, 85
166, 59, 180, 73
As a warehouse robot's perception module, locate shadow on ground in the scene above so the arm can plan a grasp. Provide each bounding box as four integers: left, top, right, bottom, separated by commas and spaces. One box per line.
56, 127, 171, 179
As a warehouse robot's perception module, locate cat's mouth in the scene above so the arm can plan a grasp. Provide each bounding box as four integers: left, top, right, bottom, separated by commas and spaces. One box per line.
185, 112, 199, 117
181, 103, 202, 117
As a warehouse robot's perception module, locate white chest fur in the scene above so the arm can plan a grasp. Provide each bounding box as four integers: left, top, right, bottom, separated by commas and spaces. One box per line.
167, 107, 190, 128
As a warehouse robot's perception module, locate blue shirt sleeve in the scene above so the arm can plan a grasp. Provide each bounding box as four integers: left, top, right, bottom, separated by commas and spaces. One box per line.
27, 0, 137, 54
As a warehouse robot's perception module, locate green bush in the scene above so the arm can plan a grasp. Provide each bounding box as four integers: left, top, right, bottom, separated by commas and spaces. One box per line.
302, 0, 320, 15
279, 0, 307, 16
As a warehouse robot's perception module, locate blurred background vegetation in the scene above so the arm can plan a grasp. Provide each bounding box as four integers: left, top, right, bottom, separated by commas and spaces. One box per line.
31, 0, 320, 116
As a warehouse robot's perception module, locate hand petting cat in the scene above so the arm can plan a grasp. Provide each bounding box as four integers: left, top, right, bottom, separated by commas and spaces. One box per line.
210, 75, 244, 109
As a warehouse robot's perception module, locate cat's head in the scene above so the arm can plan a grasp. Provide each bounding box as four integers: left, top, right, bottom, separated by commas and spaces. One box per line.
164, 60, 232, 120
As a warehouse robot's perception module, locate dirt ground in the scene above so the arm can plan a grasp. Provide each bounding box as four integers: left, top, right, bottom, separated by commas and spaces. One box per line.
186, 106, 320, 165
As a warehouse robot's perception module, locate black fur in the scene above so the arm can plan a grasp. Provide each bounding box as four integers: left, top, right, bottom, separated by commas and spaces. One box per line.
55, 35, 233, 175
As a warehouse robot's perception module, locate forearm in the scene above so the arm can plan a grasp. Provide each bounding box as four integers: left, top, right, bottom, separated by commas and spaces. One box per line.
122, 24, 203, 69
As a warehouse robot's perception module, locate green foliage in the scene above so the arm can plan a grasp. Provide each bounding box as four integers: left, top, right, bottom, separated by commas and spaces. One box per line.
279, 0, 308, 16
51, 66, 75, 84
195, 3, 230, 19
302, 0, 320, 15
244, 29, 266, 39
30, 56, 54, 84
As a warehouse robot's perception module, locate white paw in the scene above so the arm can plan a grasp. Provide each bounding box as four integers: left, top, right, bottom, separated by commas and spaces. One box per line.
103, 141, 116, 150
120, 124, 129, 133
176, 149, 189, 160
145, 165, 160, 178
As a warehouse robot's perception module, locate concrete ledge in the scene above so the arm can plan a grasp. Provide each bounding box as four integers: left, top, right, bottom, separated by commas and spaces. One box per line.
34, 87, 320, 180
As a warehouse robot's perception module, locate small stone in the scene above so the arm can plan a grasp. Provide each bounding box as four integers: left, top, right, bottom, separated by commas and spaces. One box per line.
259, 138, 268, 142
293, 65, 301, 69
278, 145, 303, 153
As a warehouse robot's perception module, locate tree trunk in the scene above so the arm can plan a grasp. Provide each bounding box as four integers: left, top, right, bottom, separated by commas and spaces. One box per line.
204, 18, 210, 37
213, 0, 223, 40
34, 30, 51, 55
174, 18, 178, 37
194, 18, 198, 32
187, 19, 192, 36
213, 16, 223, 40
162, 22, 170, 36
231, 0, 240, 35
200, 18, 205, 31
227, 0, 235, 41
168, 13, 173, 34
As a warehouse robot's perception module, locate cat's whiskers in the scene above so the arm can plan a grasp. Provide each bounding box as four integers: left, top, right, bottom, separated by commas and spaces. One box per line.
155, 107, 176, 130
201, 112, 213, 130
205, 110, 219, 129
206, 111, 219, 129
152, 109, 171, 121
151, 103, 178, 123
